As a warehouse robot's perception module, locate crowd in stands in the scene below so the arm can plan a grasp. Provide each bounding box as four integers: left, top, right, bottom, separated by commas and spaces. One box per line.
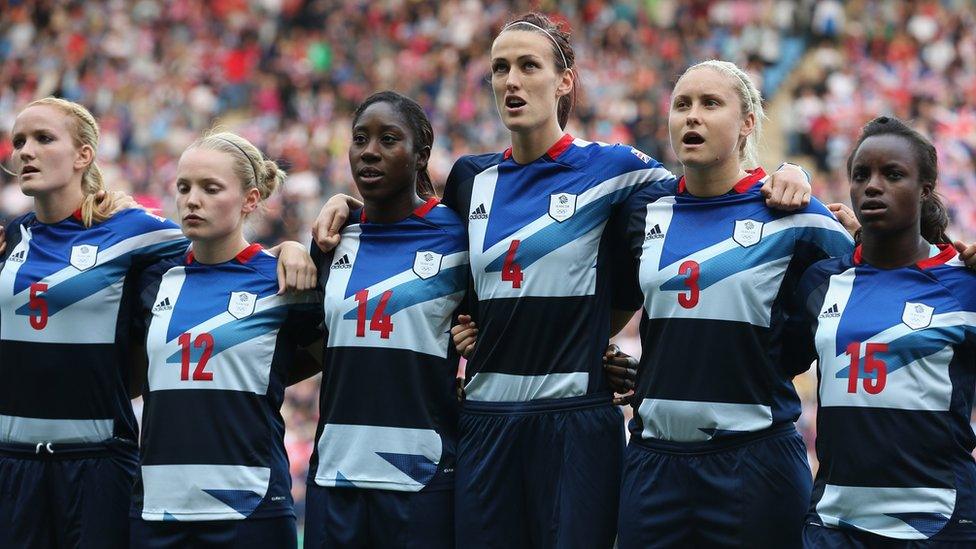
3, 0, 975, 525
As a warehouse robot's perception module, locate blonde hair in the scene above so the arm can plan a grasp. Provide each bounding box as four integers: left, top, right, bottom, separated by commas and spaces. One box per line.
187, 131, 285, 203
26, 97, 127, 227
677, 60, 767, 169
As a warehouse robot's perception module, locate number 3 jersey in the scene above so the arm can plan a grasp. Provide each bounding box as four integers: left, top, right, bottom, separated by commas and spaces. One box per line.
794, 244, 976, 541
133, 244, 322, 521
443, 134, 674, 403
308, 199, 467, 492
0, 209, 187, 446
614, 170, 854, 446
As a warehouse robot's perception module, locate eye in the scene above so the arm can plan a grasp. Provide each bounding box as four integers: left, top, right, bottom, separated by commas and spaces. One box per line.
850, 169, 868, 183
12, 136, 24, 149
380, 134, 399, 145
206, 186, 221, 194
885, 170, 904, 181
37, 133, 54, 144
522, 60, 539, 71
176, 182, 189, 194
704, 98, 721, 107
492, 62, 509, 74
672, 99, 688, 110
352, 134, 367, 145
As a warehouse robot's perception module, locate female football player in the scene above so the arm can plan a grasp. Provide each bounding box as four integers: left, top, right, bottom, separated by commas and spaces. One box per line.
795, 116, 976, 547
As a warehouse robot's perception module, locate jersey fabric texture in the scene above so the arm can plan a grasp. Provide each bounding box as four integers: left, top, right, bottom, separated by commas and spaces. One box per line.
442, 134, 675, 403
307, 198, 467, 494
133, 244, 322, 522
614, 169, 855, 447
0, 208, 187, 446
795, 244, 976, 542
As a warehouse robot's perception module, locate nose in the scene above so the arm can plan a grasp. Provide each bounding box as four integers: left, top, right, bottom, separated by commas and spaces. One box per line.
18, 138, 35, 161
184, 186, 203, 208
360, 138, 380, 162
685, 103, 703, 125
864, 173, 884, 196
505, 69, 521, 91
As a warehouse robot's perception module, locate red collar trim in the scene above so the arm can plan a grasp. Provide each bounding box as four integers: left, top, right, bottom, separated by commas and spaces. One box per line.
359, 197, 440, 223
677, 167, 767, 195
185, 243, 263, 265
502, 133, 574, 162
71, 209, 83, 221
853, 243, 957, 269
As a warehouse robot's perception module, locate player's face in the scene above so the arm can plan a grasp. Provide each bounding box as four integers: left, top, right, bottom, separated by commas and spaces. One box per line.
10, 105, 88, 197
669, 68, 754, 170
349, 101, 423, 203
175, 148, 259, 243
849, 134, 929, 236
490, 30, 569, 134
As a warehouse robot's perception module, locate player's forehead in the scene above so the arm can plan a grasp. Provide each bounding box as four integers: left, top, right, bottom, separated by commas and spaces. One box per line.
491, 29, 553, 63
12, 105, 72, 136
672, 67, 739, 99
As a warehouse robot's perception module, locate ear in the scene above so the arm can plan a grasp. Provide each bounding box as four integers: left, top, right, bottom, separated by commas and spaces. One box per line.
74, 144, 94, 171
241, 186, 261, 215
921, 181, 934, 200
415, 145, 431, 173
739, 111, 756, 140
555, 68, 574, 98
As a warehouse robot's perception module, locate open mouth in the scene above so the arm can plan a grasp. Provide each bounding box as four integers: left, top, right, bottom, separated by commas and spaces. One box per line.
358, 167, 384, 180
859, 200, 887, 216
505, 96, 527, 109
682, 132, 705, 145
21, 166, 39, 175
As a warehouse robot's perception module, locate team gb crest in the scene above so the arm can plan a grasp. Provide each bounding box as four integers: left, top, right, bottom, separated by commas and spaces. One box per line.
902, 302, 934, 330
733, 219, 764, 247
413, 251, 443, 280
549, 193, 577, 223
70, 244, 98, 270
228, 291, 257, 319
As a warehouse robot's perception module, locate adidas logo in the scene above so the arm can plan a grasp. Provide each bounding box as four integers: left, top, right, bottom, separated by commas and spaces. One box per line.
153, 297, 173, 313
8, 250, 26, 263
469, 204, 488, 220
644, 224, 664, 240
819, 303, 841, 318
332, 254, 352, 269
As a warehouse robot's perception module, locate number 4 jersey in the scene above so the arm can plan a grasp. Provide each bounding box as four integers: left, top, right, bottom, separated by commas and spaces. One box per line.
615, 170, 854, 446
308, 198, 468, 493
795, 244, 976, 541
133, 244, 322, 521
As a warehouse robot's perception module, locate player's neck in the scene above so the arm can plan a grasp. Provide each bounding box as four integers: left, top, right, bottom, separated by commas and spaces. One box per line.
509, 123, 564, 165
33, 185, 85, 224
363, 193, 425, 224
682, 160, 746, 198
191, 234, 251, 264
859, 227, 931, 269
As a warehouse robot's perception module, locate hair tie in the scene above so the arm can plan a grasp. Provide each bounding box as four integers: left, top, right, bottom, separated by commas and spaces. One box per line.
502, 21, 570, 70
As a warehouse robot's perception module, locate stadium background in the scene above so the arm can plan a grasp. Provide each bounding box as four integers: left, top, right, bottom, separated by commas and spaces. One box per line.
2, 0, 975, 536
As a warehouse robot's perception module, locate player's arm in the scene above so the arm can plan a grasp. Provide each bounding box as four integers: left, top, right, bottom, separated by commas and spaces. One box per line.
288, 339, 323, 386
311, 194, 363, 252
603, 343, 637, 405
129, 338, 148, 399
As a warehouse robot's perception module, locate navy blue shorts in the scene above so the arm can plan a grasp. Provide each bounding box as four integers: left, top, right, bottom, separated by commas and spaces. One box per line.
455, 393, 625, 549
803, 523, 976, 548
618, 424, 812, 549
130, 515, 296, 548
302, 484, 452, 548
0, 438, 137, 549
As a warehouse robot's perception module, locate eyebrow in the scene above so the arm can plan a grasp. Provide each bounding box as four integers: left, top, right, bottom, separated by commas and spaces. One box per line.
352, 124, 405, 133
491, 54, 544, 63
176, 177, 227, 186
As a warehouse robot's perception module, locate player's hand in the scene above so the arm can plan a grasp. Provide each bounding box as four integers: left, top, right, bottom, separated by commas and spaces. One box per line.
451, 314, 477, 358
954, 240, 976, 270
827, 203, 860, 237
0, 226, 6, 256
762, 163, 811, 211
312, 194, 360, 252
603, 343, 636, 406
272, 241, 317, 294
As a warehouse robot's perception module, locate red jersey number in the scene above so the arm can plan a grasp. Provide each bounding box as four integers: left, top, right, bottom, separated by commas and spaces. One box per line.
177, 332, 215, 381
355, 289, 394, 339
677, 260, 700, 309
501, 240, 523, 288
845, 342, 888, 395
29, 282, 49, 330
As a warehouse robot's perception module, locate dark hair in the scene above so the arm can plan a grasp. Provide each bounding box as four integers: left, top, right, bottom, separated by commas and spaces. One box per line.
501, 12, 579, 130
846, 115, 950, 244
352, 91, 435, 200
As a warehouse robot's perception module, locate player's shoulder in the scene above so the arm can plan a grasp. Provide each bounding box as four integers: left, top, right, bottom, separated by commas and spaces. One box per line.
928, 247, 976, 310
104, 208, 181, 237
423, 202, 466, 232
799, 253, 855, 296
448, 153, 506, 185
567, 138, 664, 172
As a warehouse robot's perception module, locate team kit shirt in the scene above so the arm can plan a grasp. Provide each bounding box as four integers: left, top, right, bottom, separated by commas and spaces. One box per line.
133, 244, 321, 521
308, 199, 467, 492
0, 209, 186, 446
795, 244, 976, 541
615, 169, 854, 446
443, 134, 674, 403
